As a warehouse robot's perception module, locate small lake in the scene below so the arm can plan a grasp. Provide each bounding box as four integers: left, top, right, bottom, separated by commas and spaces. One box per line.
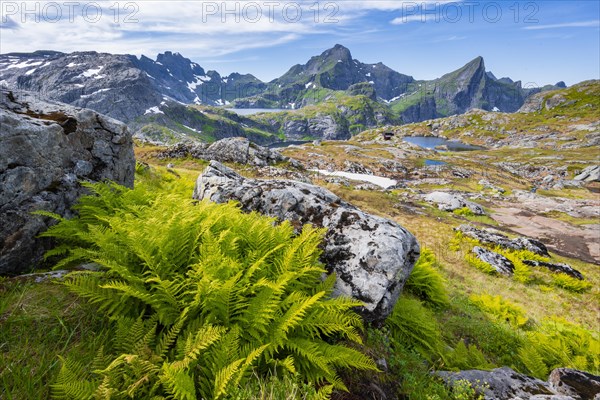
403, 136, 485, 151
268, 140, 312, 149
424, 159, 447, 166
226, 108, 288, 116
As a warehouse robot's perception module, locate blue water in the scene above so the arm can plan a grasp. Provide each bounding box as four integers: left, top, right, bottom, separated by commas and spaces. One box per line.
268, 140, 312, 149
424, 159, 447, 166
226, 108, 287, 116
403, 136, 485, 151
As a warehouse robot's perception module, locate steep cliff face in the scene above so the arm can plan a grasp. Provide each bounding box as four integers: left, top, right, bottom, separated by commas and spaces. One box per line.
240, 44, 415, 107
0, 50, 266, 122
392, 57, 541, 123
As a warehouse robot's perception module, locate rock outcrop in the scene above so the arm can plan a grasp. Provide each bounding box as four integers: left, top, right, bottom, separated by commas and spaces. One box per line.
523, 260, 584, 280
0, 89, 135, 275
574, 166, 600, 182
153, 137, 298, 168
193, 161, 420, 322
457, 224, 549, 257
424, 192, 486, 215
548, 368, 600, 400
472, 246, 515, 276
437, 367, 600, 400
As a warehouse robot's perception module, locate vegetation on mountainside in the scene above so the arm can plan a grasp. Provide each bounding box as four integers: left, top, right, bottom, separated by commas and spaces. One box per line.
1, 162, 598, 399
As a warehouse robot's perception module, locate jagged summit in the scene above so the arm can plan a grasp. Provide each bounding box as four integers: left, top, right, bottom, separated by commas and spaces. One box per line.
0, 46, 564, 129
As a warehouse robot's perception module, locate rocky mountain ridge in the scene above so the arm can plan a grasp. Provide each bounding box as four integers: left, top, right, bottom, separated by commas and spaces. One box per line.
0, 46, 566, 143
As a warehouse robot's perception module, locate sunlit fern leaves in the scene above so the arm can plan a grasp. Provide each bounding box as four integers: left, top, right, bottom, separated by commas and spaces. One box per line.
46, 176, 376, 399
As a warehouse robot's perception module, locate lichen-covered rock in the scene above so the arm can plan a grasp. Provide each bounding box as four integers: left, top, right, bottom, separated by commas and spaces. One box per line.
457, 224, 550, 257
472, 246, 515, 276
0, 89, 135, 275
548, 368, 600, 400
436, 367, 555, 400
193, 161, 420, 322
153, 137, 297, 167
574, 166, 600, 182
523, 260, 584, 280
424, 191, 486, 215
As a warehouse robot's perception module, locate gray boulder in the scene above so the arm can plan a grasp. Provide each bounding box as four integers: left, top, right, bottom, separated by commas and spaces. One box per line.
0, 89, 134, 275
472, 247, 515, 276
153, 137, 297, 168
574, 166, 600, 182
205, 137, 283, 167
193, 161, 420, 322
457, 224, 550, 257
549, 368, 600, 400
424, 191, 486, 215
436, 367, 555, 400
523, 260, 584, 280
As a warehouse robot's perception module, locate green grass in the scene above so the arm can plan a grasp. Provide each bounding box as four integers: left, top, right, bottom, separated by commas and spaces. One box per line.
0, 279, 110, 400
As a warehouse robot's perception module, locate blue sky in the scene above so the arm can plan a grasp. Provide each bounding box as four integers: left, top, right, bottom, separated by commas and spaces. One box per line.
1, 1, 599, 86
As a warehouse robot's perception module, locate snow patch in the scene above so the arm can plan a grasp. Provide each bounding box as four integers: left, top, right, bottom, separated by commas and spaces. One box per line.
183, 124, 202, 133
81, 66, 104, 78
144, 106, 164, 115
305, 82, 314, 89
492, 106, 500, 112
25, 68, 36, 75
66, 62, 82, 68
312, 170, 396, 189
365, 72, 371, 77
187, 74, 212, 92
5, 60, 44, 70
80, 88, 111, 99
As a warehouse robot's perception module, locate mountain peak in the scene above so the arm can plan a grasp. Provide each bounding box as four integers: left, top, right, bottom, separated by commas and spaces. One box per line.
467, 56, 485, 70
321, 44, 352, 62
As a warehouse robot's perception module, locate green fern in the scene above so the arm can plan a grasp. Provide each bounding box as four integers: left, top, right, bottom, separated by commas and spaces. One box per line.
46, 174, 376, 399
444, 341, 493, 371
405, 247, 449, 308
464, 253, 497, 275
469, 294, 529, 329
552, 273, 592, 293
386, 296, 445, 362
519, 317, 600, 379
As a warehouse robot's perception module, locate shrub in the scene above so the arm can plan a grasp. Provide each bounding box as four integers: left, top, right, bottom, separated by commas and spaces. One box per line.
41, 178, 377, 399
469, 294, 529, 329
405, 248, 449, 308
552, 273, 592, 293
453, 207, 475, 217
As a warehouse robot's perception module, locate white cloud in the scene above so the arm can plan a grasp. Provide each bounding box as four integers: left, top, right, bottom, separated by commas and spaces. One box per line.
523, 20, 599, 30
0, 0, 465, 57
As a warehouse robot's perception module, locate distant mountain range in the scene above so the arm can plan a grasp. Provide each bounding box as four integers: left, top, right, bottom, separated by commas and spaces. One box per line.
0, 45, 566, 142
